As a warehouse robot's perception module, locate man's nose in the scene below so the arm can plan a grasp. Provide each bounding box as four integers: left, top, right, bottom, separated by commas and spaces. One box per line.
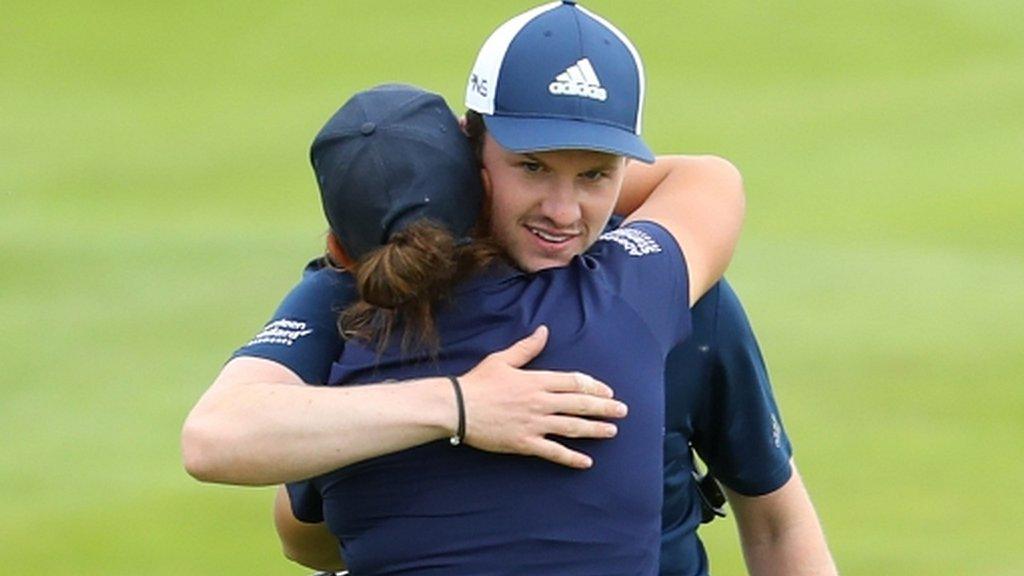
539, 180, 582, 227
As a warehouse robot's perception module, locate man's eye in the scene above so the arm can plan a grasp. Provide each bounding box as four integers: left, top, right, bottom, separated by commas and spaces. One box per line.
581, 170, 607, 181
520, 161, 543, 173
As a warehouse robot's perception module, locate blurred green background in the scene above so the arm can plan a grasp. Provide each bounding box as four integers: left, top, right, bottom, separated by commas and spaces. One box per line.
2, 1, 1022, 574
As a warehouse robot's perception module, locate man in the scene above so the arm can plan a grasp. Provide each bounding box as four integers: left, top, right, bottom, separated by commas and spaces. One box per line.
183, 2, 835, 574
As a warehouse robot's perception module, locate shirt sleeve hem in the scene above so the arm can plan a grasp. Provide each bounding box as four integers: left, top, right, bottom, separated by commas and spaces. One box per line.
719, 457, 795, 497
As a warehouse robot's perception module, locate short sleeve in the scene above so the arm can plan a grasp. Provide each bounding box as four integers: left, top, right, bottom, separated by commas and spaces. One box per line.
231, 258, 356, 384
286, 479, 324, 524
580, 220, 691, 357
691, 281, 793, 496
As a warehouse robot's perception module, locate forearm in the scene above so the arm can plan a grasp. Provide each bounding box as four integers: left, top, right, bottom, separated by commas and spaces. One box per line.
619, 155, 745, 303
182, 358, 454, 485
614, 155, 682, 215
727, 465, 838, 576
274, 486, 347, 571
182, 329, 627, 484
737, 509, 836, 576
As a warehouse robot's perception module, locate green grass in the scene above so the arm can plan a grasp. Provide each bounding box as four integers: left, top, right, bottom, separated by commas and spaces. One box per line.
2, 1, 1022, 573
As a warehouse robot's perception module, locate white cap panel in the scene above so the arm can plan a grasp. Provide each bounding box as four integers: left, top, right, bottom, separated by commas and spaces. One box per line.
465, 1, 562, 114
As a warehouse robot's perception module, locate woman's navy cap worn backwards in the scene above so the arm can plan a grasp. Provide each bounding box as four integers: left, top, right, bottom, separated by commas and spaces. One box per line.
465, 1, 654, 163
311, 84, 482, 260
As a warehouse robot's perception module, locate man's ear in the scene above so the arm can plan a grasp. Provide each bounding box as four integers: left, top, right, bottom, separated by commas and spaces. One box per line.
458, 114, 468, 135
479, 167, 492, 199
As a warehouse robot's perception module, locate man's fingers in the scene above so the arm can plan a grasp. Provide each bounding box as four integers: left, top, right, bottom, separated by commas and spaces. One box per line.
529, 438, 594, 469
488, 325, 549, 368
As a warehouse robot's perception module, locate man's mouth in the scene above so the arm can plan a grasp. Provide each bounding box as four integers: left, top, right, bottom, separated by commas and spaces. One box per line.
526, 225, 579, 244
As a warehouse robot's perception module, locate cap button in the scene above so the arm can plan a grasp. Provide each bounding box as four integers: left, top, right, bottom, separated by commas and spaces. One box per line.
562, 0, 577, 4
360, 122, 376, 136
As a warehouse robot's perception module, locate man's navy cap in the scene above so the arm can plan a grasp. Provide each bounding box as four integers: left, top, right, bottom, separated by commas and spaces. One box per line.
465, 1, 654, 163
311, 84, 482, 261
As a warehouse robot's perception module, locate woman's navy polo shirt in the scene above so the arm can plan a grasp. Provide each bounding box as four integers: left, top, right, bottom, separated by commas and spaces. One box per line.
233, 224, 794, 576
297, 221, 687, 575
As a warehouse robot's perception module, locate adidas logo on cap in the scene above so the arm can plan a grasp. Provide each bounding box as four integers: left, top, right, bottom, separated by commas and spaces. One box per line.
464, 1, 655, 162
548, 58, 607, 101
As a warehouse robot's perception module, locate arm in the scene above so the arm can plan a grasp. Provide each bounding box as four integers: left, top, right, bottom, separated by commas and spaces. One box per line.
181, 326, 628, 485
619, 155, 745, 305
274, 486, 346, 572
725, 463, 838, 576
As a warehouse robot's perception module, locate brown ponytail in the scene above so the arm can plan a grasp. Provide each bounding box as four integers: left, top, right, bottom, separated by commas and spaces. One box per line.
334, 220, 504, 354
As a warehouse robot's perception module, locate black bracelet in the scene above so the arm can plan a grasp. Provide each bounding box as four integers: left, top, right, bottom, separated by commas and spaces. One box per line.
448, 375, 466, 446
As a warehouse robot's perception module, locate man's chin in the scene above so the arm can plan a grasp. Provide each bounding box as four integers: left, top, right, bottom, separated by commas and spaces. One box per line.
516, 254, 574, 273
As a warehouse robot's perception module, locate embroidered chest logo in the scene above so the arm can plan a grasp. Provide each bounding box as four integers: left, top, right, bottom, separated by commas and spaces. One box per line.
599, 228, 662, 257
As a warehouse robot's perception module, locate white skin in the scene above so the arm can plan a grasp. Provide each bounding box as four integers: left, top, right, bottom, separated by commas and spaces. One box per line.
479, 141, 625, 274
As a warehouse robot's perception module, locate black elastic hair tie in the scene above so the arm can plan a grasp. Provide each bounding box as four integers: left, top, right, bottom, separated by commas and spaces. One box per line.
448, 376, 466, 446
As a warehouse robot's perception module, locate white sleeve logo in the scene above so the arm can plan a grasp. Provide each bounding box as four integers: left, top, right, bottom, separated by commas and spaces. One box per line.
246, 319, 314, 347
598, 228, 662, 257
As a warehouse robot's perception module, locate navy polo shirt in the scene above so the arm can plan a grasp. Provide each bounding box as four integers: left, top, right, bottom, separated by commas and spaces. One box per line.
233, 231, 793, 576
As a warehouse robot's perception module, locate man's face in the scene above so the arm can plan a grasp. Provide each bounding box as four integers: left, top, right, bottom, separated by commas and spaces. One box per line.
479, 133, 627, 273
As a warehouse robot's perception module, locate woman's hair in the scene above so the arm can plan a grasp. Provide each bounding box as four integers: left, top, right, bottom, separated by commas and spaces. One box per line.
322, 110, 499, 354
329, 220, 503, 354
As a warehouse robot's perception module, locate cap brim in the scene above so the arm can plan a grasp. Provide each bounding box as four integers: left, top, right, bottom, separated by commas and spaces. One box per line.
483, 115, 655, 163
